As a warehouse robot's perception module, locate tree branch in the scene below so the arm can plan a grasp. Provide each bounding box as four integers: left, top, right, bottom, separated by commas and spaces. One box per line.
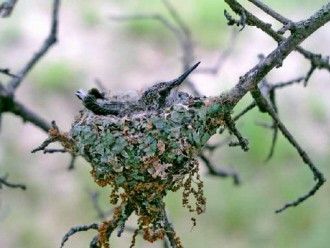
162, 208, 182, 248
0, 0, 18, 17
0, 68, 18, 78
225, 0, 330, 76
61, 223, 99, 248
10, 99, 51, 132
221, 1, 330, 106
0, 174, 26, 190
199, 153, 240, 185
7, 0, 60, 93
247, 0, 291, 26
251, 87, 326, 213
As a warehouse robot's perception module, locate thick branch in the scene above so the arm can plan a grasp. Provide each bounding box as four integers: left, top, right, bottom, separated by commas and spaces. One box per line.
221, 1, 330, 106
225, 0, 330, 74
0, 89, 50, 132
10, 99, 51, 132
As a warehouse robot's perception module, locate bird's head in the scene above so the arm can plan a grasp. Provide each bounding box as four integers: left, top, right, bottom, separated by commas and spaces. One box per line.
75, 89, 88, 101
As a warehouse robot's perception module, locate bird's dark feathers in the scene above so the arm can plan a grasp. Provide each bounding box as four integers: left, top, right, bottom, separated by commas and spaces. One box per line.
88, 88, 105, 99
76, 62, 201, 116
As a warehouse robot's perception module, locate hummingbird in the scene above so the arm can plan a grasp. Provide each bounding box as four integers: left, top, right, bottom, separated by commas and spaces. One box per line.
75, 88, 125, 116
75, 62, 200, 115
140, 62, 200, 110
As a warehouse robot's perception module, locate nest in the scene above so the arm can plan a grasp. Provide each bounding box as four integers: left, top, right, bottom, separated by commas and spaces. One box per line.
33, 63, 232, 247
70, 98, 226, 244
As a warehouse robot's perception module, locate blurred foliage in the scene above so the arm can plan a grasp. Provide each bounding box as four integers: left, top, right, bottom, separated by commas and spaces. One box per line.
30, 61, 82, 93
118, 0, 329, 48
119, 0, 227, 48
79, 2, 101, 27
261, 0, 328, 12
308, 97, 327, 123
0, 22, 22, 46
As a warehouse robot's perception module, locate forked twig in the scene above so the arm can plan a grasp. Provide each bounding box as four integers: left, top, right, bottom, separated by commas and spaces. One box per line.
251, 87, 326, 213
60, 223, 99, 248
0, 174, 26, 190
200, 153, 240, 185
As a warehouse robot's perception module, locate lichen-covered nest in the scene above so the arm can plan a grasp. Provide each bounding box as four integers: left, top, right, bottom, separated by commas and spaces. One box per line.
35, 63, 232, 247
70, 97, 226, 242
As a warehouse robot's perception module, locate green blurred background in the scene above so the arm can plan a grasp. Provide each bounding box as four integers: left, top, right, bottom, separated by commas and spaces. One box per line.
0, 0, 329, 247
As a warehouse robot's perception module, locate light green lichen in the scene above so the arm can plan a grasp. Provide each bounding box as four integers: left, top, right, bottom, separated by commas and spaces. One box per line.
59, 96, 231, 246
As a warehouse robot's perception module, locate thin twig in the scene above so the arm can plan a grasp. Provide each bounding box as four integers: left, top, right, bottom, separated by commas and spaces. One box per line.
89, 191, 106, 220
199, 154, 240, 185
161, 0, 194, 69
224, 112, 249, 151
110, 1, 200, 96
0, 68, 19, 78
264, 88, 278, 161
218, 102, 256, 135
60, 223, 99, 248
271, 76, 305, 89
225, 0, 330, 77
304, 64, 316, 86
248, 0, 291, 25
224, 8, 247, 30
233, 101, 257, 121
0, 174, 26, 190
31, 121, 59, 153
67, 155, 76, 170
251, 87, 326, 213
7, 0, 60, 93
91, 203, 134, 247
162, 208, 181, 248
31, 137, 55, 153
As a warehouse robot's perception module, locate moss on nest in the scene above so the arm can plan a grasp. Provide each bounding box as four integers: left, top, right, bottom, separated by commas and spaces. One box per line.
36, 62, 233, 246
67, 96, 228, 246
